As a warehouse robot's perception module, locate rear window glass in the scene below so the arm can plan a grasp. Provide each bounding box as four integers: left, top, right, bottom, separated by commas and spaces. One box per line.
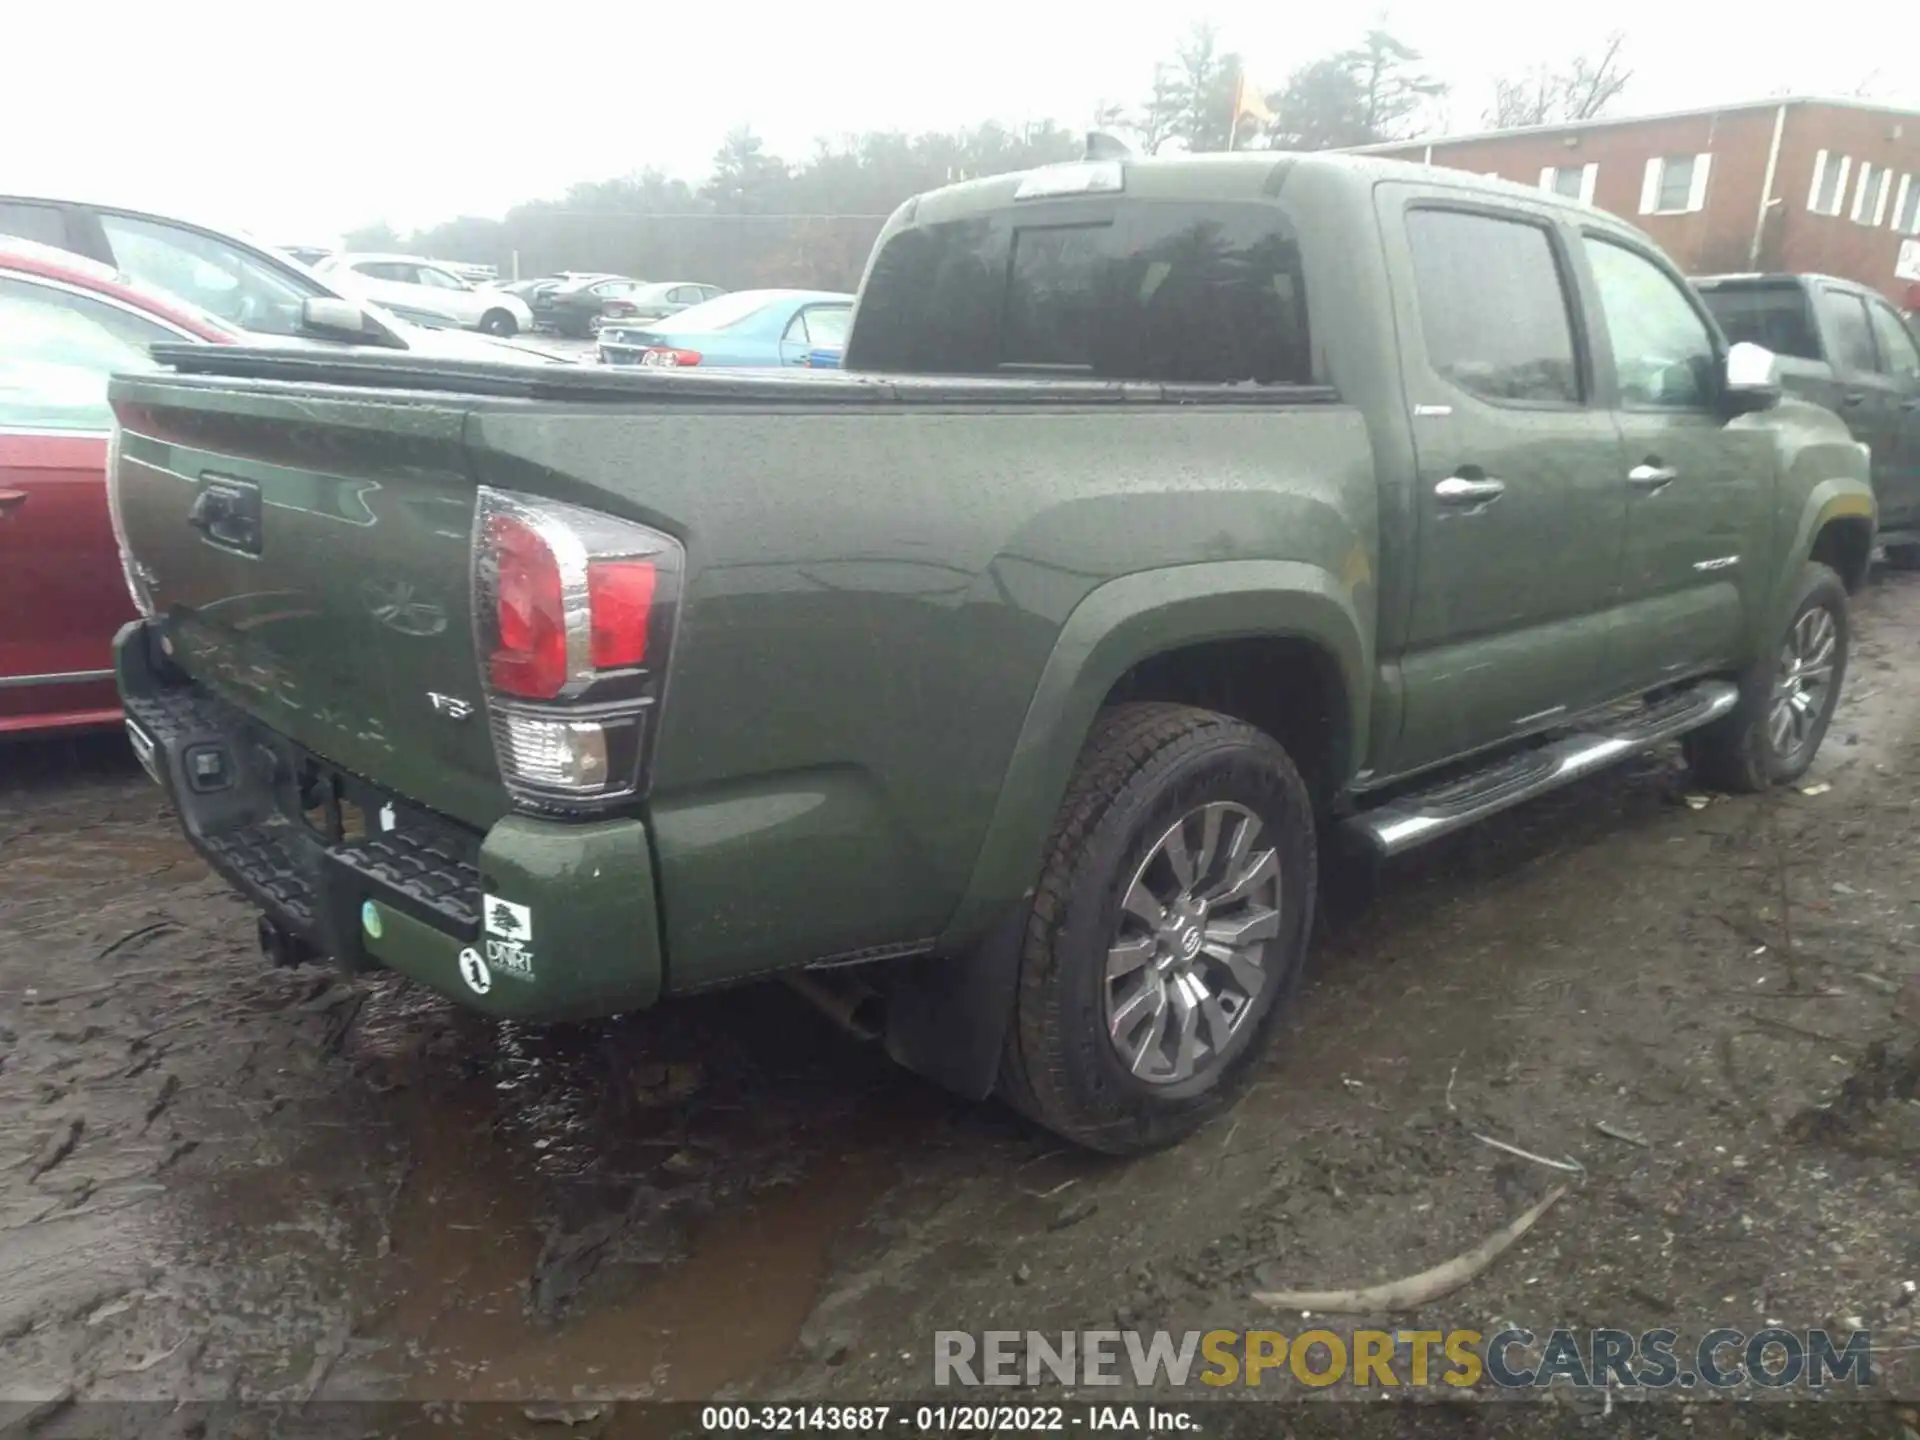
1698, 285, 1821, 361
847, 202, 1312, 384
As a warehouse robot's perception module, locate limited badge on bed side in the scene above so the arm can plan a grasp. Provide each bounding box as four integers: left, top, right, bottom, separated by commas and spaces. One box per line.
482, 895, 536, 982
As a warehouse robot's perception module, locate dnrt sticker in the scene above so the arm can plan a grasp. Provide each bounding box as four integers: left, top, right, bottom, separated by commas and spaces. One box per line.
482, 895, 536, 982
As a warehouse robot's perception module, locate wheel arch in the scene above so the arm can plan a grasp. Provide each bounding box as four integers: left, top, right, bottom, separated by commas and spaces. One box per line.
1779, 482, 1874, 631
933, 560, 1369, 957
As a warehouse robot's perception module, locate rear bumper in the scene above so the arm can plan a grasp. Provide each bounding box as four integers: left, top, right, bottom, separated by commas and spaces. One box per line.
114, 620, 664, 1020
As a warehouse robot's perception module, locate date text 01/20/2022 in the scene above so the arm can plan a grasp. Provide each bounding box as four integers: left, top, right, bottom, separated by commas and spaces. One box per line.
698, 1406, 1194, 1432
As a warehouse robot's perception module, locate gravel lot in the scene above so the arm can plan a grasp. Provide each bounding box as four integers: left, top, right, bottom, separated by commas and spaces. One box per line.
3, 572, 1917, 1434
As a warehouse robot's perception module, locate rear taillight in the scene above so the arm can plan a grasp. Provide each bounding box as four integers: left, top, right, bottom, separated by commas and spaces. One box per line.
487, 511, 568, 699
638, 348, 701, 368
474, 488, 682, 813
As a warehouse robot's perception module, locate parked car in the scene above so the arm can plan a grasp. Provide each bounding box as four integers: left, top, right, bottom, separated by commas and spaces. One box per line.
0, 195, 563, 363
539, 275, 650, 338
0, 239, 236, 736
521, 273, 612, 332
597, 289, 853, 367
107, 153, 1872, 1154
1698, 273, 1920, 559
316, 253, 533, 336
597, 281, 726, 328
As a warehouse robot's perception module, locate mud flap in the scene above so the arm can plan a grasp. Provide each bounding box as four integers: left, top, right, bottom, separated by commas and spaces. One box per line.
883, 903, 1026, 1101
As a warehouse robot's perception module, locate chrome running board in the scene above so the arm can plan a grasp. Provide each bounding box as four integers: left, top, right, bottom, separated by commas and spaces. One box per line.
1345, 680, 1740, 858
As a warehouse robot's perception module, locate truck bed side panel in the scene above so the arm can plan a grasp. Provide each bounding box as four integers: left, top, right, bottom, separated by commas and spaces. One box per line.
463, 400, 1376, 989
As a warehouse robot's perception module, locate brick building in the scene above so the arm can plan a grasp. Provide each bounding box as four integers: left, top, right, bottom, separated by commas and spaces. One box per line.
1358, 98, 1920, 303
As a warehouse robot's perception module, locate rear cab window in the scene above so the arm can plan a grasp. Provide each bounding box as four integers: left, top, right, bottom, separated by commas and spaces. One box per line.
1697, 282, 1822, 361
846, 201, 1312, 384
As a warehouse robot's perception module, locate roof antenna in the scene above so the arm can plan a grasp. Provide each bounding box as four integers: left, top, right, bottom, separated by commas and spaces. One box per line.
1084, 131, 1133, 160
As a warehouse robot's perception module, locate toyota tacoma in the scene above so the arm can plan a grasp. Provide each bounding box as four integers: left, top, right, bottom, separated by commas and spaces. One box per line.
107, 152, 1875, 1152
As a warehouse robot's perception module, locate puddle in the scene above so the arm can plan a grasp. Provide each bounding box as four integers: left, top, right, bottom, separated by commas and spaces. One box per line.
317, 987, 946, 1400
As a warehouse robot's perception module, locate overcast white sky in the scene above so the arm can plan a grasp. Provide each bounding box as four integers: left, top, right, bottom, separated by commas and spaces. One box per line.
5, 0, 1911, 245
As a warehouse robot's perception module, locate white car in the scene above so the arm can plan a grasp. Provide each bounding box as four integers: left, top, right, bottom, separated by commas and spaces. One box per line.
316, 253, 533, 337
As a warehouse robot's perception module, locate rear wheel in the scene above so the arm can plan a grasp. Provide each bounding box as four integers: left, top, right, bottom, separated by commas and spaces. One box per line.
1685, 562, 1848, 792
999, 703, 1316, 1154
480, 308, 518, 337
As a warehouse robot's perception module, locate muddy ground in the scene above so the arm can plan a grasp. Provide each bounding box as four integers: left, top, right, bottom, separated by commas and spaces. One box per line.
3, 577, 1919, 1436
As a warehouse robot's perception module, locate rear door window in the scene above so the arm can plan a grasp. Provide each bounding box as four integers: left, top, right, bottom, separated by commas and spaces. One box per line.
1819, 288, 1880, 373
1404, 208, 1580, 405
846, 202, 1312, 384
1866, 298, 1920, 381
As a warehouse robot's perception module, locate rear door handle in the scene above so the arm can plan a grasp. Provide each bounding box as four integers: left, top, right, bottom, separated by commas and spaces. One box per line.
1434, 475, 1506, 508
1628, 463, 1678, 491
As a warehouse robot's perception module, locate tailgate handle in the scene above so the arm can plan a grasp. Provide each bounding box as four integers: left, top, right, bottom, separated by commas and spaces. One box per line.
187, 478, 263, 557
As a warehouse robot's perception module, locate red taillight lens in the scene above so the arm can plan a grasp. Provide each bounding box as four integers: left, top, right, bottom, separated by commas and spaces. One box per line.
475, 486, 684, 813
587, 559, 655, 668
638, 348, 702, 368
488, 512, 568, 699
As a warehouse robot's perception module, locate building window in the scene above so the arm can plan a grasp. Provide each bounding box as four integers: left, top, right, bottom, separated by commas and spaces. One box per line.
1639, 154, 1711, 216
1807, 150, 1852, 216
1892, 175, 1920, 233
1853, 162, 1891, 225
1539, 163, 1598, 204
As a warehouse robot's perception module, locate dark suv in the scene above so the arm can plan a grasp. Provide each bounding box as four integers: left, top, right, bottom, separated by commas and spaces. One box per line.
1699, 272, 1920, 555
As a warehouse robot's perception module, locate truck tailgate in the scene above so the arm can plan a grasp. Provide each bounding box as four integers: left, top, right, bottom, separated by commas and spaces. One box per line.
110, 377, 505, 829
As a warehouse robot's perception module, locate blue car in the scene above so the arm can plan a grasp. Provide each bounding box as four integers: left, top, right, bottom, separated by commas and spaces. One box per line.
596, 288, 854, 369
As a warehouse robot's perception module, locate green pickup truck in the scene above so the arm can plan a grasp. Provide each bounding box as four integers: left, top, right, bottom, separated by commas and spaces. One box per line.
107, 152, 1874, 1153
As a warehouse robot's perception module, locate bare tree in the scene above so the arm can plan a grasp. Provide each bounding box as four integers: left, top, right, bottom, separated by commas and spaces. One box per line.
1165, 22, 1242, 153
1347, 29, 1446, 141
1131, 66, 1185, 155
1488, 33, 1632, 130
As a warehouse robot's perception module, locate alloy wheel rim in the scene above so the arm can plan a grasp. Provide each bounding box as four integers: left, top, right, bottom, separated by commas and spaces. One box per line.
1768, 604, 1838, 766
1104, 801, 1282, 1086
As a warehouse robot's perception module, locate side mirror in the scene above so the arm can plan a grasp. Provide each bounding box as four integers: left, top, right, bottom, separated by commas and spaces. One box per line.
299, 296, 407, 350
301, 296, 376, 335
1723, 340, 1781, 415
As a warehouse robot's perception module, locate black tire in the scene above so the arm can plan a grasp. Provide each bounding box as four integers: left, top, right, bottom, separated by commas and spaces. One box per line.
479, 308, 518, 337
998, 702, 1317, 1154
1684, 562, 1849, 793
